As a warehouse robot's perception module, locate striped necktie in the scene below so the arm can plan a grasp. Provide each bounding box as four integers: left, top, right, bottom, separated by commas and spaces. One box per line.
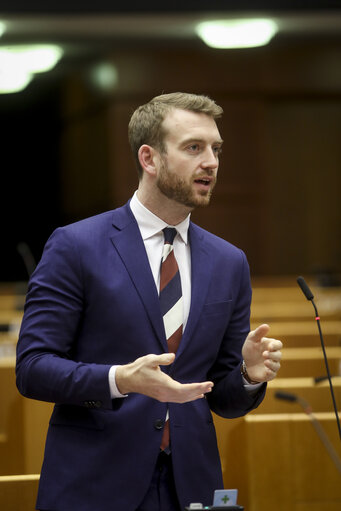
159, 227, 183, 353
159, 227, 183, 450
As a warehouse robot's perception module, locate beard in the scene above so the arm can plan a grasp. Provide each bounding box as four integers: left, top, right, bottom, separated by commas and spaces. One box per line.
156, 157, 216, 209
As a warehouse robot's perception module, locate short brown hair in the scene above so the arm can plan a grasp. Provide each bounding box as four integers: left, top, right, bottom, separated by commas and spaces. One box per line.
128, 92, 223, 178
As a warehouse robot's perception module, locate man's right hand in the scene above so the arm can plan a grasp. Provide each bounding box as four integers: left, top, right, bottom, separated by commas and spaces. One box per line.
115, 353, 213, 403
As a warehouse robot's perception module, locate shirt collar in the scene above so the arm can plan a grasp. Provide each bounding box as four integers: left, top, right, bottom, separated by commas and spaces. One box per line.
130, 191, 190, 244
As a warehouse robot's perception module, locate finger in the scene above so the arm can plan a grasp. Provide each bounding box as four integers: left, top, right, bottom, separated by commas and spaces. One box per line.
248, 323, 270, 342
154, 379, 214, 403
262, 339, 283, 356
269, 340, 283, 351
149, 353, 176, 367
264, 351, 282, 363
173, 381, 214, 395
171, 381, 214, 403
264, 358, 281, 373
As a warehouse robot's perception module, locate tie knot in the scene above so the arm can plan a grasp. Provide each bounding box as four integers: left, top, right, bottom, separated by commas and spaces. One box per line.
163, 227, 177, 245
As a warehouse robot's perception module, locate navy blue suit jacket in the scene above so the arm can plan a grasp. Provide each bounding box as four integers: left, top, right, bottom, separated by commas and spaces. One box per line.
16, 201, 265, 511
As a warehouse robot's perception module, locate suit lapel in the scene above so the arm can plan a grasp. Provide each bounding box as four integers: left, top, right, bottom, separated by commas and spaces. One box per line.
176, 223, 213, 358
110, 203, 167, 351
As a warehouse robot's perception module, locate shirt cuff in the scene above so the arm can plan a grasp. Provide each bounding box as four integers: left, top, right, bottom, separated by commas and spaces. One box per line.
108, 365, 128, 399
242, 376, 263, 395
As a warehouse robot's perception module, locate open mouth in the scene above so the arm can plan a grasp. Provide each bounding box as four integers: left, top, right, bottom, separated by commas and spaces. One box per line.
194, 178, 211, 186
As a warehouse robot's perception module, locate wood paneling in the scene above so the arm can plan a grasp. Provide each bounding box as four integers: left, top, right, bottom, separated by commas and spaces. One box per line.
213, 412, 341, 511
1, 281, 340, 509
60, 43, 341, 275
0, 474, 39, 511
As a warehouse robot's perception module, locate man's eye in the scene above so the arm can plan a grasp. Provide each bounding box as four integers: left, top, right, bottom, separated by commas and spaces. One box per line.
188, 144, 200, 152
213, 146, 222, 155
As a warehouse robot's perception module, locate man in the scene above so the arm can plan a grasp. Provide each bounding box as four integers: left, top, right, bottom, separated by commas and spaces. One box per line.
16, 92, 282, 511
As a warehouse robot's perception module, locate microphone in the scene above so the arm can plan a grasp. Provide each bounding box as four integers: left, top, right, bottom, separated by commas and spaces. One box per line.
296, 276, 341, 441
275, 391, 341, 474
275, 390, 311, 413
297, 276, 314, 301
275, 391, 298, 403
17, 241, 36, 278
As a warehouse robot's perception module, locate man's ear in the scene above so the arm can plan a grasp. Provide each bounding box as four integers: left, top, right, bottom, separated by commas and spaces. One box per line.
138, 145, 159, 177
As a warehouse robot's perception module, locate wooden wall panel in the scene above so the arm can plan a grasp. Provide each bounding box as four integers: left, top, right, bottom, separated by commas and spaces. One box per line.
214, 413, 341, 511
263, 99, 341, 275
0, 474, 39, 511
60, 43, 341, 275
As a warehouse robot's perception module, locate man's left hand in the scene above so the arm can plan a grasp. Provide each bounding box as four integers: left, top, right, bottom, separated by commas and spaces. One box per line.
241, 324, 282, 383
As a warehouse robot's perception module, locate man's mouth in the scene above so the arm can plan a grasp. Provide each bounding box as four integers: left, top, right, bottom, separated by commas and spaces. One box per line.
194, 177, 212, 186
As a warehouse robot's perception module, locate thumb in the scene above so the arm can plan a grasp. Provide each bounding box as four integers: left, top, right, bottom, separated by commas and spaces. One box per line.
248, 323, 270, 342
154, 353, 176, 367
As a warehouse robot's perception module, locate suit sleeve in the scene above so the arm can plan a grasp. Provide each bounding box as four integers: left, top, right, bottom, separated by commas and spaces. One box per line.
206, 249, 266, 418
16, 227, 113, 409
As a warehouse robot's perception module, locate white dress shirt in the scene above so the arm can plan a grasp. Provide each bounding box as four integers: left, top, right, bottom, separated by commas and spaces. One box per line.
129, 191, 192, 328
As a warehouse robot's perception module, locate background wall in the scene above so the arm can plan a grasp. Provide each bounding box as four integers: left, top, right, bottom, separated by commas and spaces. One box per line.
59, 42, 341, 278
0, 13, 340, 281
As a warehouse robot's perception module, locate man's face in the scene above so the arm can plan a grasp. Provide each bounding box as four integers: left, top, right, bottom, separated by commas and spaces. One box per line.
156, 108, 223, 209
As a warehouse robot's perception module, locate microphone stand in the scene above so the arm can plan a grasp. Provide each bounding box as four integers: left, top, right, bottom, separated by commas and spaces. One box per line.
275, 391, 341, 474
297, 276, 341, 441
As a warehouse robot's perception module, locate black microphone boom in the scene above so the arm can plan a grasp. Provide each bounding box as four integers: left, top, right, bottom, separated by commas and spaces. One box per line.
17, 241, 36, 278
275, 391, 341, 473
275, 391, 298, 403
297, 276, 314, 301
296, 276, 341, 441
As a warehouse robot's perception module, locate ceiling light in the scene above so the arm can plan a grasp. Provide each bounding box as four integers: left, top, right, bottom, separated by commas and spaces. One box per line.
0, 44, 63, 93
1, 44, 64, 73
196, 19, 278, 49
0, 22, 5, 38
0, 68, 33, 94
90, 62, 118, 91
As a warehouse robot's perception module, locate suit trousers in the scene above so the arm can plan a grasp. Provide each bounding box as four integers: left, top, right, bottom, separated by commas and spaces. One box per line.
136, 451, 182, 511
38, 452, 182, 511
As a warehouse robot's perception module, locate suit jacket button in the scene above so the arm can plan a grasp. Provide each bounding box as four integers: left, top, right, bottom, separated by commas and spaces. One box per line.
154, 419, 164, 430
94, 401, 102, 408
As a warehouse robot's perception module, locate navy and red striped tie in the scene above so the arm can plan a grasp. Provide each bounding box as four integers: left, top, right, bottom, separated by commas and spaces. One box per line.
159, 227, 183, 450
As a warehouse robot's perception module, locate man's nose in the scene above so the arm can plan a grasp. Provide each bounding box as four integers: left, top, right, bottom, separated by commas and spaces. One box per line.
201, 148, 219, 169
